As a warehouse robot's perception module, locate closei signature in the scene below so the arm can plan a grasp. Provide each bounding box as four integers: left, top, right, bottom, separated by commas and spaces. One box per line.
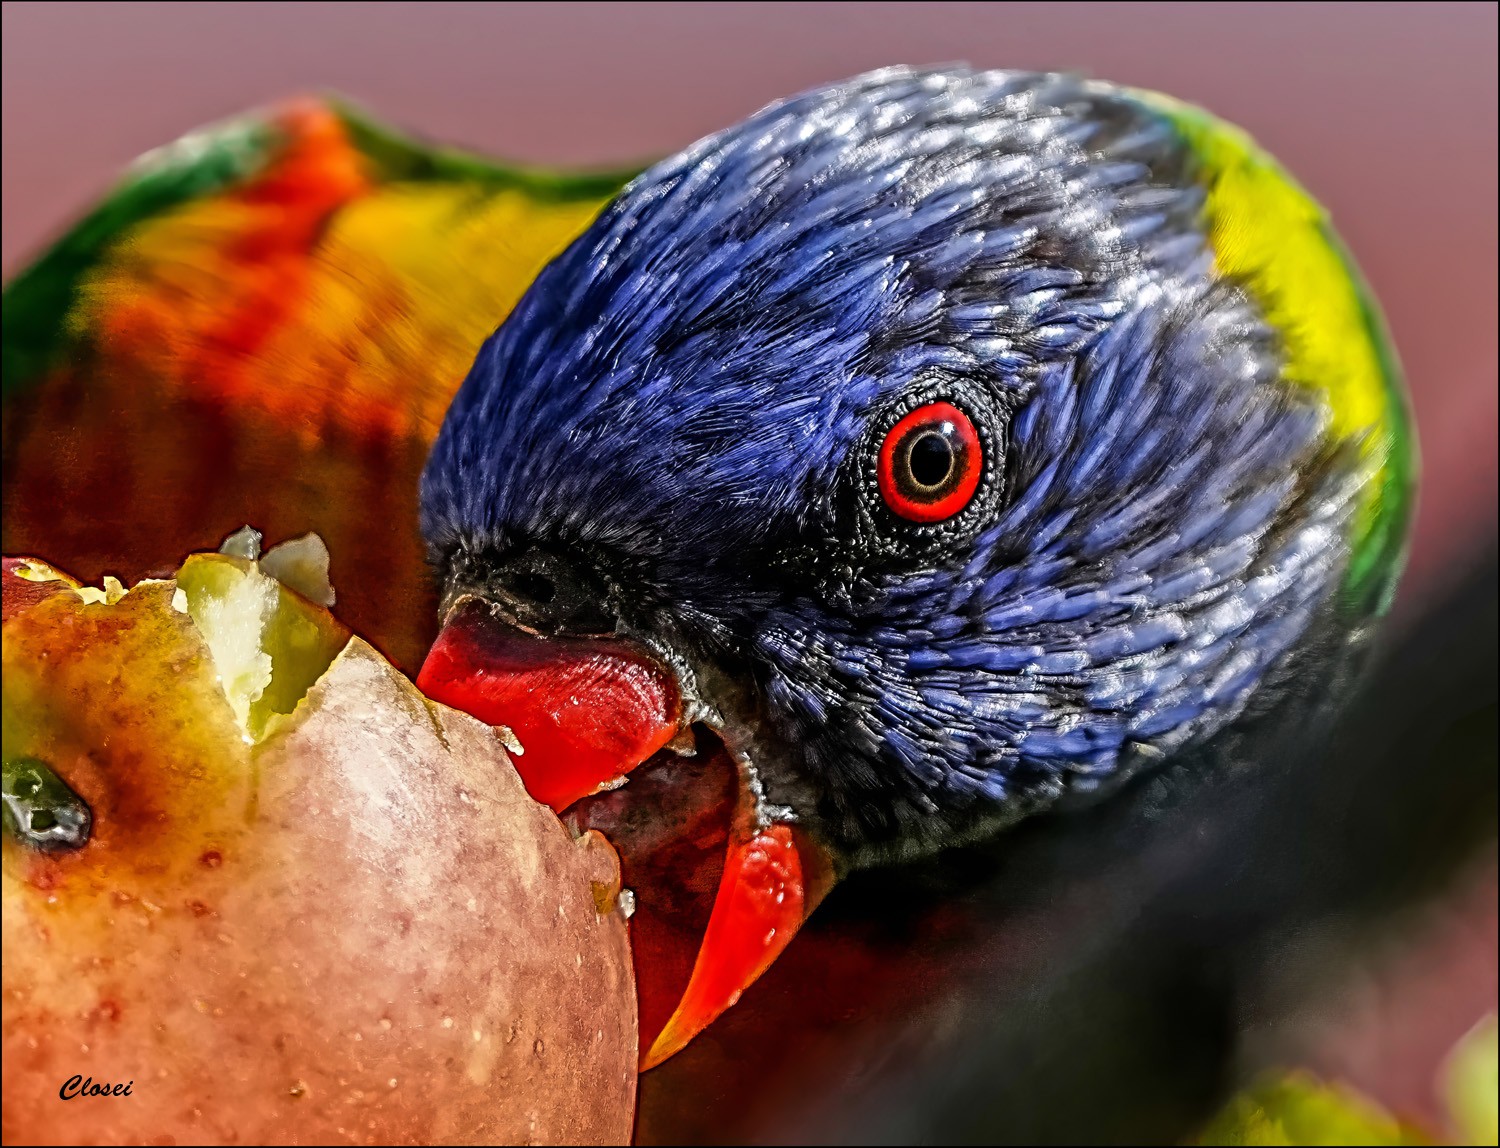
59, 1075, 133, 1099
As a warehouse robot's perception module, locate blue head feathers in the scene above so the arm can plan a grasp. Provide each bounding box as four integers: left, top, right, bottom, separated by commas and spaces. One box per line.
421, 68, 1376, 862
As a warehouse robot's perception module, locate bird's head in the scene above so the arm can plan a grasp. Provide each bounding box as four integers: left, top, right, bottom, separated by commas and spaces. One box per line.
416, 68, 1410, 1066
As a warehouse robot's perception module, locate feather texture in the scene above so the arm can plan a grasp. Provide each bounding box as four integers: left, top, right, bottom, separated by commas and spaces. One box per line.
422, 68, 1413, 859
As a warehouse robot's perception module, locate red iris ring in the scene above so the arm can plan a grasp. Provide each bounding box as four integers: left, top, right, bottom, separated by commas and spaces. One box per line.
877, 401, 983, 523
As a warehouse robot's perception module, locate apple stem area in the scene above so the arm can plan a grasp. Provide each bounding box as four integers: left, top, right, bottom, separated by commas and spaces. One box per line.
1, 756, 91, 853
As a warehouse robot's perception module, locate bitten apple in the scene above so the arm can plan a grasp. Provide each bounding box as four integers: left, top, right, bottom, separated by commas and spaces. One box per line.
2, 546, 636, 1146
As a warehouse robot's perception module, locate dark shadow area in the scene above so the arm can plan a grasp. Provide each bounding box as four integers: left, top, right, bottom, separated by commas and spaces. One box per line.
639, 542, 1498, 1144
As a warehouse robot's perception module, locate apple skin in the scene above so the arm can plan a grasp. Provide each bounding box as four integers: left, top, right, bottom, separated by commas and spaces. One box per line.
1, 558, 80, 623
2, 566, 636, 1145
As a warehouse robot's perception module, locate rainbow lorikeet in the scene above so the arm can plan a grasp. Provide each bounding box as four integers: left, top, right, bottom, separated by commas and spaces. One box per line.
413, 67, 1413, 1066
4, 66, 1429, 1138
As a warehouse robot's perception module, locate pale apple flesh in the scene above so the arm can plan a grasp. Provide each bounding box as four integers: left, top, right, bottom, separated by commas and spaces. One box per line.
1, 548, 637, 1146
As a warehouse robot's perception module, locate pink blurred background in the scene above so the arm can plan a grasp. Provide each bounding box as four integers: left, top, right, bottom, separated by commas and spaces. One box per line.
4, 1, 1495, 1133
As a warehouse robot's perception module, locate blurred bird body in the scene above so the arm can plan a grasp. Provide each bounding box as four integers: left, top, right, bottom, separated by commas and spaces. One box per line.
2, 103, 628, 670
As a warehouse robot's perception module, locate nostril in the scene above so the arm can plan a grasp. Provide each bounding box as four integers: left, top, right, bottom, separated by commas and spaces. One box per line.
475, 548, 615, 636
505, 569, 557, 606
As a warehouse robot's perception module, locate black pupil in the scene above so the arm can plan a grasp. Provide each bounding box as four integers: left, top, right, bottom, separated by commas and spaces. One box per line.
908, 429, 955, 490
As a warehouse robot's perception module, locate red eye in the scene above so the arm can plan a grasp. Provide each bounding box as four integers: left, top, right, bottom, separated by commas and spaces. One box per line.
877, 401, 983, 523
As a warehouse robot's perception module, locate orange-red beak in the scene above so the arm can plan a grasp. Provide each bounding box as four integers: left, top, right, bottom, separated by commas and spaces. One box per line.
416, 597, 834, 1068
